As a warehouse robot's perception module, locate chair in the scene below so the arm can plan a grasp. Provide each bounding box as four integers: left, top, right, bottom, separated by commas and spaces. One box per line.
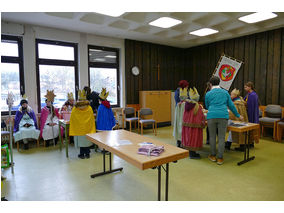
276, 121, 284, 142
259, 105, 282, 140
122, 107, 138, 132
138, 108, 157, 135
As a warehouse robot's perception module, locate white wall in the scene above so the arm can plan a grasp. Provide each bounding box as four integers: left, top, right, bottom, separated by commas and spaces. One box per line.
1, 21, 126, 113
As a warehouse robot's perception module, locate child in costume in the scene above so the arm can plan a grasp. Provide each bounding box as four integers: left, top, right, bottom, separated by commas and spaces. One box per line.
181, 87, 205, 159
69, 89, 96, 159
173, 80, 190, 147
13, 97, 40, 150
40, 98, 61, 147
96, 88, 116, 131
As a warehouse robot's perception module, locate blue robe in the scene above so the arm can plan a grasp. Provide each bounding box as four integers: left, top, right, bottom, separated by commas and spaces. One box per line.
96, 103, 116, 130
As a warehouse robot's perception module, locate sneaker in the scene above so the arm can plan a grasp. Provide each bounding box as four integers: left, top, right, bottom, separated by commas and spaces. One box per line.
189, 152, 201, 159
78, 154, 85, 159
217, 158, 224, 165
85, 154, 90, 159
208, 155, 217, 162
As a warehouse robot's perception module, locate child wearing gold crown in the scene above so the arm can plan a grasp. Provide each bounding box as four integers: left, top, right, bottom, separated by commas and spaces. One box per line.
69, 89, 96, 159
96, 88, 116, 131
60, 92, 75, 113
173, 80, 190, 147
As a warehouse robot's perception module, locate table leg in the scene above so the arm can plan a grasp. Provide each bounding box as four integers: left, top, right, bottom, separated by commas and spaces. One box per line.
65, 125, 68, 158
158, 165, 161, 201
58, 123, 62, 151
90, 149, 123, 178
156, 163, 170, 201
237, 131, 255, 165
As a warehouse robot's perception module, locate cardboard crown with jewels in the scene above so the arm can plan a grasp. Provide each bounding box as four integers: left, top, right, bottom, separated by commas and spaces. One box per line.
75, 89, 89, 107
99, 88, 109, 100
67, 92, 74, 100
231, 88, 240, 97
189, 87, 200, 102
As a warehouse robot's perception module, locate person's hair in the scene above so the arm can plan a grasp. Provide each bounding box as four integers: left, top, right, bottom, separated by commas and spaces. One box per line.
83, 86, 91, 97
178, 80, 189, 89
209, 76, 220, 86
245, 81, 255, 91
20, 99, 28, 106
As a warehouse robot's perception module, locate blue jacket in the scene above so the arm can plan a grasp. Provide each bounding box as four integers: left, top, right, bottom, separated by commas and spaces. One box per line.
205, 87, 240, 120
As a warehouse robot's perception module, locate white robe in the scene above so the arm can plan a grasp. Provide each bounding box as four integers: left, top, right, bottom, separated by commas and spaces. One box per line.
42, 113, 59, 140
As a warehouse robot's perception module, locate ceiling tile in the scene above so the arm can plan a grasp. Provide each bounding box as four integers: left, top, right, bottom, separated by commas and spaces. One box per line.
45, 12, 75, 19
108, 20, 130, 30
80, 13, 106, 25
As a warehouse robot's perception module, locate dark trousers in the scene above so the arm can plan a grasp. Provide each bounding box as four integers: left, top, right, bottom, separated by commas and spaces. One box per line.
80, 147, 90, 155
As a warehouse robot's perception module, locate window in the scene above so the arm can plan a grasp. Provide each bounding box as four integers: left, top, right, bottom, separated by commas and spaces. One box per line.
36, 39, 78, 112
1, 35, 24, 115
88, 45, 120, 107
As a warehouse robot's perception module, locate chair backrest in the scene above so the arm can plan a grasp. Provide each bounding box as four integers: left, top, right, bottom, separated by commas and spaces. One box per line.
124, 107, 135, 115
140, 108, 153, 116
265, 105, 282, 118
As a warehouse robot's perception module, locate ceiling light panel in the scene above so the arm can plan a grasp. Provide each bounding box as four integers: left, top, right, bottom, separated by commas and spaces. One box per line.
189, 28, 219, 36
96, 12, 125, 17
149, 17, 182, 28
238, 12, 277, 23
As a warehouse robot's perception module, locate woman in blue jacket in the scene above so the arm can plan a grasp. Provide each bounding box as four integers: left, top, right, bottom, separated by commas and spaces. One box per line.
205, 76, 243, 165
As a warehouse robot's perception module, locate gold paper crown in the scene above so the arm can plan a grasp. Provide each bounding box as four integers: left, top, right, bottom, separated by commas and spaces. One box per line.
179, 88, 188, 97
78, 89, 87, 101
21, 94, 28, 101
189, 87, 200, 102
67, 92, 74, 100
231, 88, 240, 97
99, 88, 109, 100
45, 90, 56, 102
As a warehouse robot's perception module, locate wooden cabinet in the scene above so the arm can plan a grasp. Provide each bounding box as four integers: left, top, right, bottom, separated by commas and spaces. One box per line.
139, 91, 171, 123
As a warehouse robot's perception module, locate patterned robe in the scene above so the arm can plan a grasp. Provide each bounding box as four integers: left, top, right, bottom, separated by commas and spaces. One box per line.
181, 101, 205, 150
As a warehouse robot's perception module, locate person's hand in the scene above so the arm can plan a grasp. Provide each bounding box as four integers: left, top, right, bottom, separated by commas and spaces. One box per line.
239, 115, 244, 121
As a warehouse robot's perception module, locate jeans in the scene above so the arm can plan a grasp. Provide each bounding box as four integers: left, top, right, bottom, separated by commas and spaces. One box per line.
207, 118, 228, 159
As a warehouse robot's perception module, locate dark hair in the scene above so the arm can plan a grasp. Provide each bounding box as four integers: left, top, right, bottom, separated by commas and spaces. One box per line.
209, 76, 220, 86
20, 99, 28, 105
178, 80, 189, 89
83, 86, 91, 98
245, 81, 255, 91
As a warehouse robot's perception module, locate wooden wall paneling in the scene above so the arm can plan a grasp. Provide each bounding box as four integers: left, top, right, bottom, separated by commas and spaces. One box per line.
254, 33, 262, 104
224, 39, 235, 58
135, 41, 143, 104
243, 36, 250, 90
266, 30, 274, 104
259, 32, 268, 105
142, 42, 150, 91
150, 44, 158, 91
280, 28, 284, 106
215, 41, 225, 64
272, 29, 281, 104
248, 35, 256, 83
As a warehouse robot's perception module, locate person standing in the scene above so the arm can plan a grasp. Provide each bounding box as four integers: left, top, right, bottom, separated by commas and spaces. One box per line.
244, 81, 260, 147
173, 80, 190, 147
205, 76, 243, 165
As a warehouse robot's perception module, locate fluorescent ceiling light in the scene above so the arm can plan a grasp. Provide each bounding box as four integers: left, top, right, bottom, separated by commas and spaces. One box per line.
90, 49, 102, 52
95, 58, 106, 62
105, 55, 116, 58
189, 28, 219, 37
96, 12, 125, 17
149, 17, 182, 28
238, 12, 277, 23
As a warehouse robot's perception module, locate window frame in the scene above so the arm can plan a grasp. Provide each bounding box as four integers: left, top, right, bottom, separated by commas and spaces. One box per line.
88, 45, 120, 108
35, 39, 79, 112
1, 34, 25, 115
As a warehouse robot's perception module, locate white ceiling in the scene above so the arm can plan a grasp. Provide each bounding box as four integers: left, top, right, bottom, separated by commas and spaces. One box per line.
2, 12, 284, 48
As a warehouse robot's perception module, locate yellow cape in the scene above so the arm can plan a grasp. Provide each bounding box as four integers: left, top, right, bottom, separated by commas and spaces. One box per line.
69, 105, 96, 136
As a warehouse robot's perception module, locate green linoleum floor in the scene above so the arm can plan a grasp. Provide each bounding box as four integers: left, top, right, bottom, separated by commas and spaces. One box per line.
2, 126, 284, 201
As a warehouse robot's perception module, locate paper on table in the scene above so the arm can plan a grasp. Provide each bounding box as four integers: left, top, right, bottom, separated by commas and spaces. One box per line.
117, 140, 132, 145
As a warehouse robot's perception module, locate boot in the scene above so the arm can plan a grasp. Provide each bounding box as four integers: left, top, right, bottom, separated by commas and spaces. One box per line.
176, 140, 181, 148
225, 142, 231, 150
45, 140, 50, 147
189, 151, 201, 159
